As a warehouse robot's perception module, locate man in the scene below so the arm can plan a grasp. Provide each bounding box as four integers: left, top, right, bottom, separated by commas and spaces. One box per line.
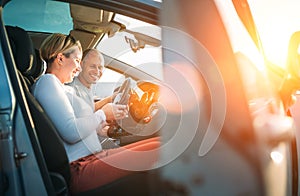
69, 48, 115, 111
68, 48, 120, 148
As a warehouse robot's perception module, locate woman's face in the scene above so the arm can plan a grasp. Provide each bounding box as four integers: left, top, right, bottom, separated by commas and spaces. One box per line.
60, 47, 82, 83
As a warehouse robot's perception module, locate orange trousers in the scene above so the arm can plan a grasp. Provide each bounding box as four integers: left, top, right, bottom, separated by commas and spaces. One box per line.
69, 137, 160, 194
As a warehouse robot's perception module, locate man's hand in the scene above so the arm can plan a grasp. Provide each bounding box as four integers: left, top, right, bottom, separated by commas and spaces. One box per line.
94, 92, 119, 111
101, 103, 128, 121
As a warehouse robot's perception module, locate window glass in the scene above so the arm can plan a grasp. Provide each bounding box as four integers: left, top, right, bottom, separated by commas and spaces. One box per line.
215, 0, 282, 116
3, 0, 72, 34
93, 68, 125, 99
97, 14, 162, 82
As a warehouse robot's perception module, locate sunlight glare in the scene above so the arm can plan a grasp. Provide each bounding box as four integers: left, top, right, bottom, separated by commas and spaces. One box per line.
248, 0, 300, 68
270, 150, 283, 164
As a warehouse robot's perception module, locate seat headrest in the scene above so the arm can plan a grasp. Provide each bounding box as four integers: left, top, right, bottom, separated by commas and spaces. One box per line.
6, 25, 44, 83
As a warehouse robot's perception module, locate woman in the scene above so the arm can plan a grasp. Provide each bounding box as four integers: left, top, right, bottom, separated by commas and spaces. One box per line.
32, 33, 160, 194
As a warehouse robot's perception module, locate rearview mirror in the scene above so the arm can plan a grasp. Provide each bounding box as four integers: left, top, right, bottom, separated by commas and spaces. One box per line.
124, 29, 161, 53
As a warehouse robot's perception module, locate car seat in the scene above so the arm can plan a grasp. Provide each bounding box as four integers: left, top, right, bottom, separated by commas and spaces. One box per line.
6, 25, 71, 196
5, 26, 44, 88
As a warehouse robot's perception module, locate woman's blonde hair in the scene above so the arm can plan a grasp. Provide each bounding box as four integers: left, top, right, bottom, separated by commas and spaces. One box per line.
40, 33, 82, 65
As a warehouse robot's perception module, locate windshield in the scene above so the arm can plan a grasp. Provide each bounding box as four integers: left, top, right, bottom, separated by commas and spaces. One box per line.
97, 13, 163, 82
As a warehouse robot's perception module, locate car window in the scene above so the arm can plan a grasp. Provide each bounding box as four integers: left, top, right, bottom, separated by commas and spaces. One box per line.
215, 0, 277, 108
3, 0, 72, 34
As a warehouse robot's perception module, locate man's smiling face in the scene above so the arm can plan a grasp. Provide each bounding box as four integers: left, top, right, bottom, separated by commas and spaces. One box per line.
79, 50, 104, 88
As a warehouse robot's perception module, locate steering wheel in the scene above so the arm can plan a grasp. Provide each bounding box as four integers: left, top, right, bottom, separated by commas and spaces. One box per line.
108, 80, 166, 139
113, 77, 132, 105
128, 81, 160, 124
107, 78, 132, 138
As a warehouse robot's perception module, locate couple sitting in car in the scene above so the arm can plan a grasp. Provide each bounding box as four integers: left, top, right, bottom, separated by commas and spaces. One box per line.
31, 33, 159, 194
